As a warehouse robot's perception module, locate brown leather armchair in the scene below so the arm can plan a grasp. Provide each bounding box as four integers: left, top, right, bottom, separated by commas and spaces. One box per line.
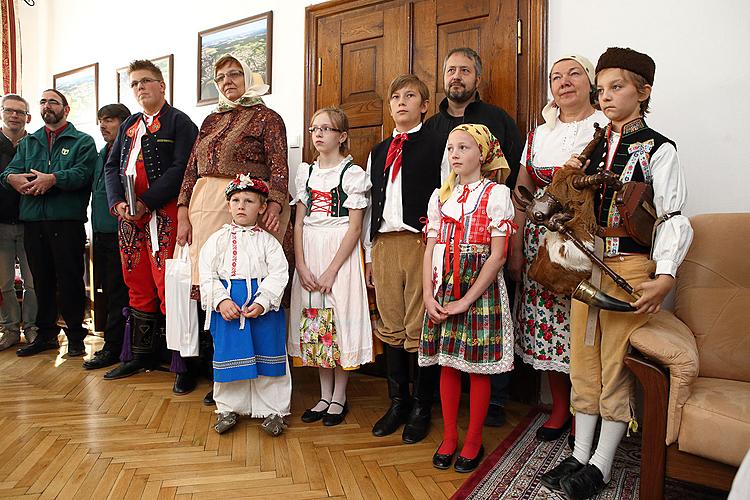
625, 213, 750, 499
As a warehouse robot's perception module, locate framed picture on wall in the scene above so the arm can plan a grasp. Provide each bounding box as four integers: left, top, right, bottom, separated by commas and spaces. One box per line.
53, 63, 98, 128
117, 54, 174, 112
197, 11, 273, 105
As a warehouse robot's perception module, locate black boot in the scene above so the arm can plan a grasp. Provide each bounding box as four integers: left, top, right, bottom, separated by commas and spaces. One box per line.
403, 359, 438, 444
103, 309, 158, 380
372, 344, 412, 437
173, 356, 198, 395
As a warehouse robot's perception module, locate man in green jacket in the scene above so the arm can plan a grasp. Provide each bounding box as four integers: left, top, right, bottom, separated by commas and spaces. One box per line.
0, 89, 97, 357
83, 103, 131, 370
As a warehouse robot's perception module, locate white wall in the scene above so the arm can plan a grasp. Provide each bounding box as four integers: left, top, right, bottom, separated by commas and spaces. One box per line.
548, 0, 750, 215
13, 0, 750, 215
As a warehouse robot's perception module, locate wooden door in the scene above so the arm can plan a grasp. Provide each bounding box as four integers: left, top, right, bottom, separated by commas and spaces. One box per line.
305, 0, 547, 167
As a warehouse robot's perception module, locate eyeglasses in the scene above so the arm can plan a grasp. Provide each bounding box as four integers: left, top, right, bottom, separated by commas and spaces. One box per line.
213, 70, 244, 84
1, 107, 28, 116
308, 126, 342, 134
129, 77, 162, 88
39, 99, 62, 107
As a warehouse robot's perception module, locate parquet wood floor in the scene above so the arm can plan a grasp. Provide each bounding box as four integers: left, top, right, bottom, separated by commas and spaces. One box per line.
0, 335, 529, 499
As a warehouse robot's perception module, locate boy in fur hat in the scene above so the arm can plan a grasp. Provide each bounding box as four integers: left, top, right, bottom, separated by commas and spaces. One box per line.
540, 47, 693, 499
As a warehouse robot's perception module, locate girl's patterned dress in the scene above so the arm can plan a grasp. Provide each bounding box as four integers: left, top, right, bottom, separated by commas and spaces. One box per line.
514, 110, 606, 372
419, 178, 515, 374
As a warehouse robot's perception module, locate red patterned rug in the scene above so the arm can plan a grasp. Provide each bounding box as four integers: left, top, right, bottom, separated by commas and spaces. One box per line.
452, 410, 728, 499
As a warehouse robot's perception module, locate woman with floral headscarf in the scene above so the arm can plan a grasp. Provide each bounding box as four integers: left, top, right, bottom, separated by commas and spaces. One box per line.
509, 55, 606, 446
419, 124, 515, 473
177, 53, 293, 405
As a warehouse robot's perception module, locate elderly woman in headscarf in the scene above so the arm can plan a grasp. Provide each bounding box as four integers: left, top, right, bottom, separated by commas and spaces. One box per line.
177, 54, 293, 405
510, 55, 606, 446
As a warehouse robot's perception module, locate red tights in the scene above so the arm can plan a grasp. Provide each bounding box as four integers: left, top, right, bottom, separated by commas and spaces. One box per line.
437, 366, 490, 459
543, 370, 573, 430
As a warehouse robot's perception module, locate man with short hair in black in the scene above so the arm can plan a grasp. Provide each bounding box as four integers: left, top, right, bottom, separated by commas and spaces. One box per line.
424, 47, 523, 427
83, 103, 132, 370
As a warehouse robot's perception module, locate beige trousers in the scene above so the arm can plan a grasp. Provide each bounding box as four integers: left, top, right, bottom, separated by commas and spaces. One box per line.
372, 232, 425, 353
570, 254, 656, 422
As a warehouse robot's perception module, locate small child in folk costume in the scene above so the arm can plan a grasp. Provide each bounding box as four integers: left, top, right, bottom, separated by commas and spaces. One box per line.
288, 107, 373, 426
420, 124, 516, 473
540, 48, 693, 499
199, 175, 290, 436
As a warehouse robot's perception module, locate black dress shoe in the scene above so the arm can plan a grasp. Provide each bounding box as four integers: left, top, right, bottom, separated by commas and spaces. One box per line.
104, 359, 149, 380
83, 350, 120, 370
203, 390, 215, 406
432, 443, 456, 470
66, 342, 86, 357
402, 403, 431, 444
301, 399, 330, 423
535, 418, 571, 441
372, 397, 411, 437
539, 456, 584, 491
560, 464, 606, 499
485, 404, 507, 427
16, 339, 59, 357
173, 372, 197, 395
322, 401, 348, 426
454, 445, 484, 473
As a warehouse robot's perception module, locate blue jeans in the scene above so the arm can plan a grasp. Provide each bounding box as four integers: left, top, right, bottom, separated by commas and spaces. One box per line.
0, 223, 37, 335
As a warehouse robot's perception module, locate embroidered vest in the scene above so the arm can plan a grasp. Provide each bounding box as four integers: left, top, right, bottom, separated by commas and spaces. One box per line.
586, 118, 675, 255
305, 161, 354, 217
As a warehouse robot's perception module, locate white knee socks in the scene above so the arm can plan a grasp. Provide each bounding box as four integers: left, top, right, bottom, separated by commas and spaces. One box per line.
589, 419, 627, 482
572, 412, 599, 465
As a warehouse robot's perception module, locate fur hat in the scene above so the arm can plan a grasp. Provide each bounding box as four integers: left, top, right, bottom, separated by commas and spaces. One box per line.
595, 47, 655, 85
225, 174, 269, 200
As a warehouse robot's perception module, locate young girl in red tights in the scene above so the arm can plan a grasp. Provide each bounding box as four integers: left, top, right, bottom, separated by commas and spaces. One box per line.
419, 124, 515, 473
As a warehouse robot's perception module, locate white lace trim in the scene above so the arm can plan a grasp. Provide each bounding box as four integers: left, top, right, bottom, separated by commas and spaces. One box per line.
514, 346, 570, 373
418, 353, 513, 374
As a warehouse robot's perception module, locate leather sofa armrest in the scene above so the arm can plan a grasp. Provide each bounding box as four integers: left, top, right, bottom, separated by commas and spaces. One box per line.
630, 310, 699, 444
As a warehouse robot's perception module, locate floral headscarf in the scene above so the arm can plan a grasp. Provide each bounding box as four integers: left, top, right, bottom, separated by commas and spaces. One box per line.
438, 124, 510, 202
214, 53, 269, 113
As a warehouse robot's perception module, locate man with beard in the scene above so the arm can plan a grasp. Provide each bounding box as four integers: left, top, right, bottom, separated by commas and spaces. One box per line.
0, 89, 97, 357
0, 94, 37, 351
423, 47, 522, 427
83, 104, 131, 370
104, 60, 199, 395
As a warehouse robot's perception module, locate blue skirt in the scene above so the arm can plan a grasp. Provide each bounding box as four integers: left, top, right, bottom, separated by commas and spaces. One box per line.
211, 279, 287, 383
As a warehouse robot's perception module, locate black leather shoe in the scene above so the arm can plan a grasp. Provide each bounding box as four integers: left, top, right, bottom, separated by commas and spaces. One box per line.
83, 350, 120, 370
432, 443, 456, 470
539, 456, 584, 491
372, 397, 412, 437
66, 342, 86, 357
104, 359, 149, 380
322, 401, 348, 426
536, 418, 571, 441
16, 339, 59, 357
454, 445, 484, 473
203, 390, 215, 406
173, 372, 197, 395
560, 464, 606, 499
402, 403, 431, 444
301, 399, 330, 423
485, 404, 507, 427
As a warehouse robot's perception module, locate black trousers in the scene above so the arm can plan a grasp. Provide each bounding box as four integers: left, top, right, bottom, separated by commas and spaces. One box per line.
23, 220, 87, 343
93, 232, 128, 353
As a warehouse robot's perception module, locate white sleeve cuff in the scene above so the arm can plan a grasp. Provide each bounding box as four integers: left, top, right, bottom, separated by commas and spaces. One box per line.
655, 259, 679, 278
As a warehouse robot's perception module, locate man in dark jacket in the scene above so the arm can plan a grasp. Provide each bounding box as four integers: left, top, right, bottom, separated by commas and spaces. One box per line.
103, 60, 199, 394
0, 94, 37, 351
83, 103, 131, 370
423, 47, 523, 427
0, 89, 97, 357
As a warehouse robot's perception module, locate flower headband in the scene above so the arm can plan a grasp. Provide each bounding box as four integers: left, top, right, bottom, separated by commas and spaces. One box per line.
225, 174, 270, 200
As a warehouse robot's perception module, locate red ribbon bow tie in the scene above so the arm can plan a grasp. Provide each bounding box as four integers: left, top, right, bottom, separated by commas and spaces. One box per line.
385, 133, 409, 182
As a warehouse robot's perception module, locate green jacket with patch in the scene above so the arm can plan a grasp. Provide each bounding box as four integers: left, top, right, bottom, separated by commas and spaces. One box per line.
0, 123, 96, 222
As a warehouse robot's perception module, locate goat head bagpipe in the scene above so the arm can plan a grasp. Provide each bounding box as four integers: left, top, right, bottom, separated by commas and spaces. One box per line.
514, 124, 649, 312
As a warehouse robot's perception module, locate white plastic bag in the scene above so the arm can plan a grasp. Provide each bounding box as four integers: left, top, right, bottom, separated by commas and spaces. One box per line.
165, 244, 199, 357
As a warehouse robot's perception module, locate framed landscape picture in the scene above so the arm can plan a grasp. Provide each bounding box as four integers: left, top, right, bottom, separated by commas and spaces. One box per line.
197, 11, 273, 105
53, 63, 98, 128
117, 54, 174, 112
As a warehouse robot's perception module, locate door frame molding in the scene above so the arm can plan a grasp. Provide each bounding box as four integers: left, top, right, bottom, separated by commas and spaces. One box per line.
304, 0, 548, 161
